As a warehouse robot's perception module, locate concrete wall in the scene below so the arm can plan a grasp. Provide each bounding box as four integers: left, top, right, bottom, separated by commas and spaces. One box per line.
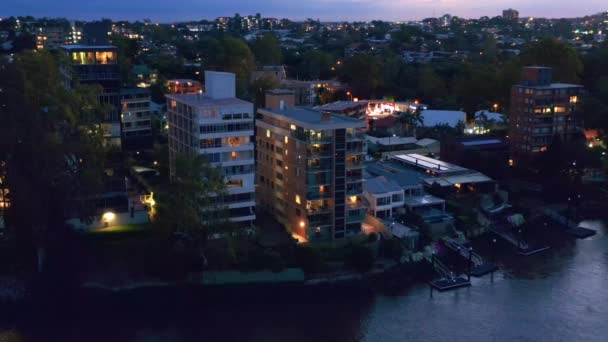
205, 71, 236, 99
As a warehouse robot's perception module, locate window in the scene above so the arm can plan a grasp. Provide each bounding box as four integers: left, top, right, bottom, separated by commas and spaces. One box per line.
296, 208, 301, 216
276, 147, 283, 154
266, 129, 271, 138
276, 172, 283, 180
295, 195, 301, 204
284, 136, 289, 144
290, 124, 296, 131
392, 194, 403, 202
226, 179, 243, 188
276, 160, 283, 167
377, 197, 391, 206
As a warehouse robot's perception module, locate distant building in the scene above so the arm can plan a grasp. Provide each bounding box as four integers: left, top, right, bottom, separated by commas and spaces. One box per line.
256, 92, 367, 242
120, 88, 153, 150
36, 27, 67, 50
166, 71, 256, 227
279, 79, 343, 106
82, 20, 111, 45
251, 65, 287, 84
502, 9, 519, 22
61, 45, 121, 146
166, 79, 202, 94
132, 65, 158, 88
509, 67, 585, 162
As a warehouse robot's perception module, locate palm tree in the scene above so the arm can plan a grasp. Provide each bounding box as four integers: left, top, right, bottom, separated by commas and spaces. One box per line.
397, 108, 424, 137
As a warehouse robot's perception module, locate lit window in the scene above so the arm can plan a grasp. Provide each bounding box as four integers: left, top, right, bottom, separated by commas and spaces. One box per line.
554, 106, 566, 113
266, 129, 271, 138
284, 136, 289, 144
569, 96, 578, 104
295, 195, 301, 204
290, 124, 296, 131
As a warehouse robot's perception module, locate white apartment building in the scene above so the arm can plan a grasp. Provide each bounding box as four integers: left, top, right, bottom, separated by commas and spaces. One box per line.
166, 71, 255, 226
120, 88, 153, 149
363, 176, 405, 219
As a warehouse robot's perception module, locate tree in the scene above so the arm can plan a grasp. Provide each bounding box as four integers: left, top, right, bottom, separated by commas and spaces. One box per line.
381, 238, 404, 261
418, 66, 446, 104
249, 77, 278, 108
210, 36, 255, 97
340, 54, 380, 98
0, 51, 106, 272
252, 33, 282, 66
154, 154, 232, 269
520, 38, 583, 83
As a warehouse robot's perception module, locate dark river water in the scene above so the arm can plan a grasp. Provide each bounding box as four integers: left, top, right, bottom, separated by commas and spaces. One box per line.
1, 220, 607, 342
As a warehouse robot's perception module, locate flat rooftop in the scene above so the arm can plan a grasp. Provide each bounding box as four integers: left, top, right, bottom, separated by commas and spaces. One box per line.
61, 44, 117, 50
315, 101, 365, 111
461, 139, 504, 147
364, 176, 403, 194
390, 154, 468, 175
515, 83, 584, 90
365, 162, 423, 189
166, 93, 252, 108
260, 107, 365, 130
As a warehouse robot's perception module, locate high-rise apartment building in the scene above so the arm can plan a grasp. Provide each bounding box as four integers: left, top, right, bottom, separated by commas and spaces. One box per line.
509, 67, 585, 162
256, 94, 367, 242
61, 45, 121, 145
166, 71, 255, 226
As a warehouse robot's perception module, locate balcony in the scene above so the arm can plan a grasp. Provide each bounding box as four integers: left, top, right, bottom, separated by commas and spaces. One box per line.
306, 187, 333, 200
307, 159, 333, 171
346, 209, 366, 223
292, 131, 333, 144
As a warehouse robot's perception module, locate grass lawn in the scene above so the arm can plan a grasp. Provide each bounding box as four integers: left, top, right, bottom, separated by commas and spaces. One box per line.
81, 223, 158, 243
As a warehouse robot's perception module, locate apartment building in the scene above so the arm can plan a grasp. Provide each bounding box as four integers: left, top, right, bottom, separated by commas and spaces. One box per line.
509, 67, 585, 162
120, 88, 153, 150
256, 94, 367, 242
166, 71, 255, 226
61, 45, 121, 145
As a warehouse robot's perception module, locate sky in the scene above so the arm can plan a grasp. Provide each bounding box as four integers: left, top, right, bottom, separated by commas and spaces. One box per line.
2, 0, 607, 22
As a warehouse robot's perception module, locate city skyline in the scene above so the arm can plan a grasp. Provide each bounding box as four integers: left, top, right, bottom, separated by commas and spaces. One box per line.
3, 0, 607, 22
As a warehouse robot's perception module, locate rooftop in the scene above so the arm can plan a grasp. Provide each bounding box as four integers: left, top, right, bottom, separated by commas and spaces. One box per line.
365, 162, 423, 189
315, 101, 366, 111
390, 154, 468, 175
363, 176, 403, 194
366, 135, 417, 146
515, 83, 584, 89
461, 139, 504, 147
260, 107, 365, 130
61, 44, 117, 50
165, 93, 252, 108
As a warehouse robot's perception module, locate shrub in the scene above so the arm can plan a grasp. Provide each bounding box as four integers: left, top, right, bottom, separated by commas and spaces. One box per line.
347, 245, 375, 273
294, 246, 323, 274
381, 238, 404, 261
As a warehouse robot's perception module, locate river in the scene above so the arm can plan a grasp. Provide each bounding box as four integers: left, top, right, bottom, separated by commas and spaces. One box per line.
1, 220, 607, 341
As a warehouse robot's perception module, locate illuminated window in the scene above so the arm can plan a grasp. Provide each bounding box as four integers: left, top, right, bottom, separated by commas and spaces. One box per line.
266, 129, 271, 138
231, 151, 238, 159
284, 136, 289, 144
290, 124, 297, 131
554, 106, 566, 113
226, 179, 244, 188
295, 195, 301, 204
569, 96, 578, 104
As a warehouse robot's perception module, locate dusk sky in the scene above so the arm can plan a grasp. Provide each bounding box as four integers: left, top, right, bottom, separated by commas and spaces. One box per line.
3, 0, 607, 22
